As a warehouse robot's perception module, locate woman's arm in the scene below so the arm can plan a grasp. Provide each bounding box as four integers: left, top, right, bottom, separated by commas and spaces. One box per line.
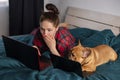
49, 48, 60, 56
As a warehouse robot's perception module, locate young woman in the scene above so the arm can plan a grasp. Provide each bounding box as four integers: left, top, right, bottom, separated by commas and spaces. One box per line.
32, 3, 75, 70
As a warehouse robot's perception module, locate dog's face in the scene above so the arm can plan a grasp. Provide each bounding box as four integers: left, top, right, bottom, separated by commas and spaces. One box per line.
68, 41, 91, 64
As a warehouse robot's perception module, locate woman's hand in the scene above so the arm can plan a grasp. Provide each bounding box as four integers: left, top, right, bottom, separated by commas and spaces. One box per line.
43, 34, 60, 56
43, 34, 56, 50
33, 45, 41, 56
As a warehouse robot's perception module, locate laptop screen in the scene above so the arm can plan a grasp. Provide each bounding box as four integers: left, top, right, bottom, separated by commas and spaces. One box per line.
2, 35, 40, 70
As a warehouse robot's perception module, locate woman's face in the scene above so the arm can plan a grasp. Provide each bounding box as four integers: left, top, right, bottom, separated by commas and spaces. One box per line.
40, 20, 58, 37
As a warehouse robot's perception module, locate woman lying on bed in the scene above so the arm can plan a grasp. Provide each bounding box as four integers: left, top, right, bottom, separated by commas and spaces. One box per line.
32, 3, 75, 70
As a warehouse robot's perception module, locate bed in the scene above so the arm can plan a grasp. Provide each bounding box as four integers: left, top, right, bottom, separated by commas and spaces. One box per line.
0, 7, 120, 80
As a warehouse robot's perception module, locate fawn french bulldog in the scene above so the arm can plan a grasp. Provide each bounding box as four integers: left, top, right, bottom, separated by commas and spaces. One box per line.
68, 41, 118, 72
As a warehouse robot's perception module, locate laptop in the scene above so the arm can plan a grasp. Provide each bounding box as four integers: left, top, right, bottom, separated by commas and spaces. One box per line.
2, 35, 83, 77
50, 54, 83, 77
2, 35, 40, 70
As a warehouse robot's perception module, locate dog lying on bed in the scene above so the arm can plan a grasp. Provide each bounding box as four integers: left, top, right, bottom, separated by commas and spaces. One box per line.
68, 41, 118, 73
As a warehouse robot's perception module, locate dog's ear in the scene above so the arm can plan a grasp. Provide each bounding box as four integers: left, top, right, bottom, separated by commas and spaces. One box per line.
82, 48, 91, 58
78, 40, 82, 46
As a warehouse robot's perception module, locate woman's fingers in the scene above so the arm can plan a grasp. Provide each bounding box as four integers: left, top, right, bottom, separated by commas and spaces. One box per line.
33, 46, 41, 56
